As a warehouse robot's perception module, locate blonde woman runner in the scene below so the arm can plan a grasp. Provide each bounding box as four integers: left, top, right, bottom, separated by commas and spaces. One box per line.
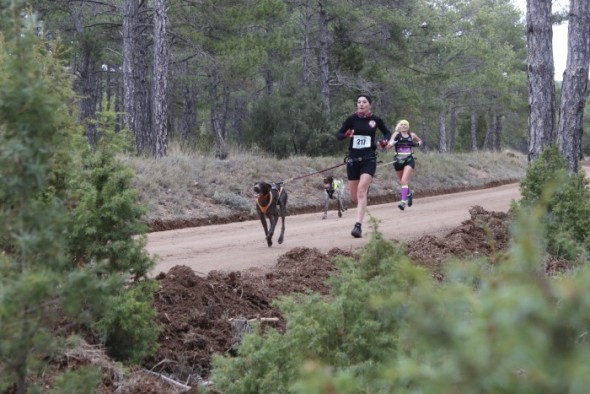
387, 120, 423, 210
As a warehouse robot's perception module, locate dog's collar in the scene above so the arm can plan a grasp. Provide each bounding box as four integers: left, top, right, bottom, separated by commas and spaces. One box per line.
256, 192, 273, 214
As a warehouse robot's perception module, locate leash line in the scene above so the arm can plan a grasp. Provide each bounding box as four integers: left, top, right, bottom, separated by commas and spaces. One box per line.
281, 152, 400, 184
282, 161, 347, 184
377, 160, 396, 168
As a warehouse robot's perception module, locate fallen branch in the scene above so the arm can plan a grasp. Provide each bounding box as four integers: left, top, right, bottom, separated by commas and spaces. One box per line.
248, 317, 279, 323
143, 369, 192, 391
228, 317, 279, 323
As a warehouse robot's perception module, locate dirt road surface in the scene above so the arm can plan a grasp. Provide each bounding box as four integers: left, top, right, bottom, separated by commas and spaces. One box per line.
147, 182, 522, 276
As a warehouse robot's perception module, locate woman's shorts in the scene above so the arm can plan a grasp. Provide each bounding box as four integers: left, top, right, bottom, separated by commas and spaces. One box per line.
347, 157, 377, 180
393, 155, 416, 171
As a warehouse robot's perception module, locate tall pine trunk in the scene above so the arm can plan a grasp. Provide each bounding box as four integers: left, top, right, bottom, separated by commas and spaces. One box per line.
438, 105, 447, 153
449, 106, 457, 152
557, 0, 590, 173
152, 0, 169, 158
484, 107, 494, 150
79, 39, 99, 148
318, 0, 330, 114
301, 6, 313, 85
122, 0, 137, 136
470, 109, 478, 152
182, 77, 197, 141
494, 113, 503, 152
526, 0, 556, 162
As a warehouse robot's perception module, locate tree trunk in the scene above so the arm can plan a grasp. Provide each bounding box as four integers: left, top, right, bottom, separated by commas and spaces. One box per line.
115, 74, 123, 132
318, 0, 330, 114
526, 0, 556, 162
122, 0, 137, 134
211, 106, 228, 159
70, 4, 99, 149
301, 6, 313, 85
470, 109, 478, 152
182, 79, 197, 141
557, 0, 590, 173
135, 2, 151, 154
123, 0, 151, 154
79, 40, 99, 149
152, 0, 169, 159
483, 107, 494, 150
438, 106, 447, 153
449, 106, 457, 152
494, 113, 503, 152
209, 72, 228, 159
264, 23, 275, 95
232, 97, 247, 145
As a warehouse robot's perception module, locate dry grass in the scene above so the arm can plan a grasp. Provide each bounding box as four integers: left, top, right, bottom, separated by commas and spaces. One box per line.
122, 147, 528, 228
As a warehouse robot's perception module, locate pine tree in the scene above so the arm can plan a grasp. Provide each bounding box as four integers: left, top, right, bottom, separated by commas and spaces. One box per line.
0, 5, 157, 391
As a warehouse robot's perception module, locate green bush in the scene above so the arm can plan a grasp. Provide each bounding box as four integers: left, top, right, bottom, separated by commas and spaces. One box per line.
209, 223, 428, 393
210, 210, 590, 393
0, 9, 158, 391
67, 126, 154, 280
545, 171, 590, 261
518, 145, 568, 207
95, 281, 160, 364
50, 366, 102, 394
0, 13, 105, 392
515, 146, 590, 261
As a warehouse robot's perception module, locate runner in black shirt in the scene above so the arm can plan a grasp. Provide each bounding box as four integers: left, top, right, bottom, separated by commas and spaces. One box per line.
336, 94, 392, 238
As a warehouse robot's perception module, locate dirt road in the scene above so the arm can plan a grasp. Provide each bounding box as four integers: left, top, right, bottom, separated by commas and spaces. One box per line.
147, 182, 522, 276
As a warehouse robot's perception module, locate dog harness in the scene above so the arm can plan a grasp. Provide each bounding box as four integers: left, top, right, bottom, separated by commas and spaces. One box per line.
326, 179, 344, 199
256, 192, 273, 214
256, 184, 284, 214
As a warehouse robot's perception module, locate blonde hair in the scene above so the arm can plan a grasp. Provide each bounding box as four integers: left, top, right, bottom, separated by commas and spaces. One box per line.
395, 119, 410, 132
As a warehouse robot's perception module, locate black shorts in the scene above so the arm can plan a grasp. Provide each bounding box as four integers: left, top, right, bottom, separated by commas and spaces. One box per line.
347, 156, 377, 180
393, 155, 416, 171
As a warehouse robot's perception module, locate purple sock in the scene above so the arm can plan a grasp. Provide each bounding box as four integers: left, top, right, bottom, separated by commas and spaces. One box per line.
401, 186, 409, 201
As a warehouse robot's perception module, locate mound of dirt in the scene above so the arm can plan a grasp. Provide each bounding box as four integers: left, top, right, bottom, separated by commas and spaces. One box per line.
408, 205, 511, 280
143, 206, 511, 390
145, 247, 351, 386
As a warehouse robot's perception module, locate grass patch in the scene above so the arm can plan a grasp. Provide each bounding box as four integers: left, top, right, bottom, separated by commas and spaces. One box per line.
124, 148, 528, 224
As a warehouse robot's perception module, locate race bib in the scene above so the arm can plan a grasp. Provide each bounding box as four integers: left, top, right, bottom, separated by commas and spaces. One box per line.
352, 135, 371, 149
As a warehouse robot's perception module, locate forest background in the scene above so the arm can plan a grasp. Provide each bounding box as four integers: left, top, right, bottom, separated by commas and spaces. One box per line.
22, 0, 590, 160
2, 0, 590, 392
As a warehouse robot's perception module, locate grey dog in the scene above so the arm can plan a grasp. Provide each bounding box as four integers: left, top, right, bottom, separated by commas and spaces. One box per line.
254, 182, 288, 247
322, 175, 347, 220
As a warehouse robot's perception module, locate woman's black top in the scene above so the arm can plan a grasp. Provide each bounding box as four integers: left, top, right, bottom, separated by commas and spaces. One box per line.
336, 113, 392, 159
393, 133, 415, 155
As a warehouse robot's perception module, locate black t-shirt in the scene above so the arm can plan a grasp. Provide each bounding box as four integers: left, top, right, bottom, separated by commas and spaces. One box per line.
336, 113, 392, 158
393, 133, 415, 154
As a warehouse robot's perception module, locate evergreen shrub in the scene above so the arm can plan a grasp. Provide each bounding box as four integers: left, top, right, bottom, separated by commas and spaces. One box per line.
209, 212, 590, 393
516, 146, 590, 262
95, 281, 160, 364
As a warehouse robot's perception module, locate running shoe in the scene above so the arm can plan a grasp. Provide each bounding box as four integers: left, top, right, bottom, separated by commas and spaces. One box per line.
398, 200, 407, 211
407, 191, 413, 207
351, 222, 362, 238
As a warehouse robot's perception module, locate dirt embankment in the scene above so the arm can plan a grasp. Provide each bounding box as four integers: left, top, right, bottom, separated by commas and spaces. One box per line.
147, 178, 521, 232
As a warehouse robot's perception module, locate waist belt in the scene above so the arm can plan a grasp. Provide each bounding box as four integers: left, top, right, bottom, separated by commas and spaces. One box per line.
346, 153, 377, 164
394, 154, 415, 164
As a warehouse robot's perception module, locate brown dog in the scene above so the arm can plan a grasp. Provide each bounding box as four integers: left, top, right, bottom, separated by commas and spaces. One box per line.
322, 175, 347, 220
254, 182, 288, 247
